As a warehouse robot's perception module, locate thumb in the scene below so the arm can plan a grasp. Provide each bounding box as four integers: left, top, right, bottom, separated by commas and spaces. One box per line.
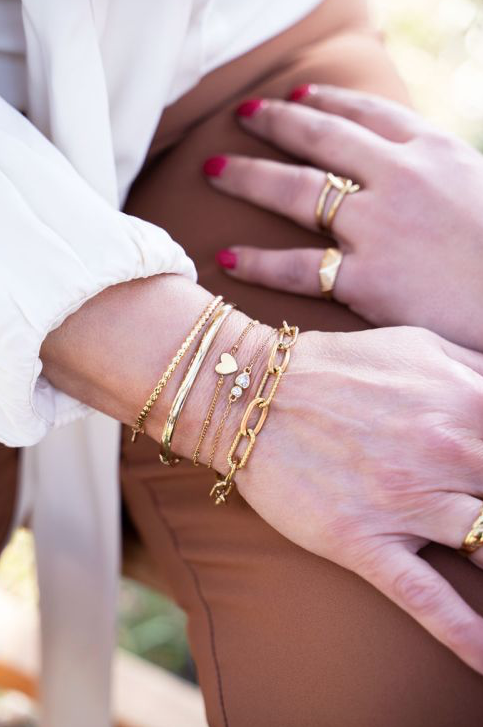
216, 246, 344, 298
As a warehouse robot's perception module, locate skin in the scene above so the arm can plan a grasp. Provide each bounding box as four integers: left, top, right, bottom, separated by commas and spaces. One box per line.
205, 84, 483, 351
41, 274, 483, 674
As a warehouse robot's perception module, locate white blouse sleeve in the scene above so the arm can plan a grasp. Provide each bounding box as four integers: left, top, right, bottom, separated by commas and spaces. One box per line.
0, 97, 197, 448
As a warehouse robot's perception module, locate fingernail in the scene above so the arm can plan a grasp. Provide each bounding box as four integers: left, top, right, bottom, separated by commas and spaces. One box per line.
235, 99, 265, 118
216, 249, 237, 270
203, 155, 228, 177
288, 83, 315, 102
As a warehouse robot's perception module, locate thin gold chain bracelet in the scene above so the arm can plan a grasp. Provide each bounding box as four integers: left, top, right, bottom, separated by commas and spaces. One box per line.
192, 319, 260, 466
210, 321, 299, 505
207, 327, 277, 469
131, 295, 223, 442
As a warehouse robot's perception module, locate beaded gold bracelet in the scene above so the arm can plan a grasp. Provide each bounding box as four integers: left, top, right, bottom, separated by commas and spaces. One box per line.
159, 303, 235, 466
210, 321, 299, 505
192, 319, 259, 466
131, 295, 223, 442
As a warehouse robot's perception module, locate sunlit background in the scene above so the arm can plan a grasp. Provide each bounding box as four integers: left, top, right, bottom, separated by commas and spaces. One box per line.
1, 0, 482, 721
372, 0, 483, 146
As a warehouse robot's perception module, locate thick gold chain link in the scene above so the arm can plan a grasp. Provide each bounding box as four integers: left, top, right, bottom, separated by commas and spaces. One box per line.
211, 321, 299, 505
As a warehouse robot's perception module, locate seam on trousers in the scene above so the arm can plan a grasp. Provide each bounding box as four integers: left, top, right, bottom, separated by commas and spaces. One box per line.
146, 484, 230, 727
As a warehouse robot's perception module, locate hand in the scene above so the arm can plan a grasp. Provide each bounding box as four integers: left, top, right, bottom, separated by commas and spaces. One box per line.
234, 325, 483, 674
204, 86, 483, 351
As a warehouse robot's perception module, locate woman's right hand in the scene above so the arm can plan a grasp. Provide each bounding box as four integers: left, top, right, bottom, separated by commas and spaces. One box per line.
234, 325, 483, 674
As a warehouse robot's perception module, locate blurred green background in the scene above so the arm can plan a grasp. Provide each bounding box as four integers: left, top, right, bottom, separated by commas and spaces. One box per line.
1, 0, 482, 696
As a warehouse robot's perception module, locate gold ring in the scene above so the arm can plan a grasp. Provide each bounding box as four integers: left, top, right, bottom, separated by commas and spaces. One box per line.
319, 247, 343, 299
460, 506, 483, 555
315, 173, 360, 232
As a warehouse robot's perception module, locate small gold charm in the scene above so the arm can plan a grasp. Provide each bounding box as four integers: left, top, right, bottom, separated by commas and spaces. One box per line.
215, 353, 238, 375
210, 482, 229, 505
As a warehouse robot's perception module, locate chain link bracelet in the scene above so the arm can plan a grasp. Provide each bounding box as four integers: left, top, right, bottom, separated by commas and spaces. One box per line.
210, 321, 299, 505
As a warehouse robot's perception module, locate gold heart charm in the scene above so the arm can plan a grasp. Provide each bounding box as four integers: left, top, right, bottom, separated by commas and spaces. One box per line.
215, 352, 238, 376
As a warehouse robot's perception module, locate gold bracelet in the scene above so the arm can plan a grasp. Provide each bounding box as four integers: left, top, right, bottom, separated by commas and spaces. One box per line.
210, 321, 299, 505
159, 303, 235, 466
131, 295, 223, 442
207, 327, 276, 469
192, 319, 260, 466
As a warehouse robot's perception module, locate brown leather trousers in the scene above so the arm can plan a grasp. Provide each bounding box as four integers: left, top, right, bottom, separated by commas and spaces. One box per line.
2, 1, 483, 724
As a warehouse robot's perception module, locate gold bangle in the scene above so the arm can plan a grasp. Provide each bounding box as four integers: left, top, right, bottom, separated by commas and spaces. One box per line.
131, 295, 223, 442
210, 321, 299, 505
159, 303, 235, 466
207, 328, 276, 469
192, 319, 260, 467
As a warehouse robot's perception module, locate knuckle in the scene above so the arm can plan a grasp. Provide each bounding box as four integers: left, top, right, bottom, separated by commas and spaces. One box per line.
445, 617, 476, 650
368, 465, 419, 511
390, 153, 422, 187
277, 250, 307, 289
236, 248, 260, 279
346, 96, 378, 125
303, 113, 338, 149
266, 102, 292, 138
422, 128, 459, 152
281, 166, 318, 217
424, 423, 467, 462
393, 570, 445, 614
229, 159, 257, 198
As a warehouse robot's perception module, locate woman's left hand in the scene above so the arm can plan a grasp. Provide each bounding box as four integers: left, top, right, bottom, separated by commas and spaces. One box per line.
204, 86, 483, 351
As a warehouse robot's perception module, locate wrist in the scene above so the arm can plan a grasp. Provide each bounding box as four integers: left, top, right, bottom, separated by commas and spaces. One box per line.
146, 308, 273, 471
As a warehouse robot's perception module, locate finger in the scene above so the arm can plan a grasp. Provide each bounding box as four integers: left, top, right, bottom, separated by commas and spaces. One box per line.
203, 155, 367, 237
289, 83, 428, 143
440, 338, 483, 379
235, 98, 388, 183
410, 493, 483, 549
360, 544, 483, 675
215, 246, 357, 303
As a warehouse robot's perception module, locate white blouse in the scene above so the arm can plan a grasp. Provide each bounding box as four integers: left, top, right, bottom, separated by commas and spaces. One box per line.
0, 1, 322, 725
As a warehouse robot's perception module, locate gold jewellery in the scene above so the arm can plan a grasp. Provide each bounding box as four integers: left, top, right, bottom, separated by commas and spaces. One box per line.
206, 328, 276, 469
315, 172, 360, 233
210, 322, 299, 505
192, 319, 260, 466
460, 506, 483, 555
131, 295, 223, 442
159, 303, 235, 466
319, 247, 343, 299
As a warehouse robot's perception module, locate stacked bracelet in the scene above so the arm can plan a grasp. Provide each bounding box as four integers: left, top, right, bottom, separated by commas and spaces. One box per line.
159, 303, 235, 466
192, 319, 260, 466
210, 321, 299, 505
207, 327, 276, 469
132, 294, 299, 509
131, 295, 223, 442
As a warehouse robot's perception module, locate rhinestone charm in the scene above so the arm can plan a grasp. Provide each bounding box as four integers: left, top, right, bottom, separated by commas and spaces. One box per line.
231, 385, 243, 399
235, 372, 250, 389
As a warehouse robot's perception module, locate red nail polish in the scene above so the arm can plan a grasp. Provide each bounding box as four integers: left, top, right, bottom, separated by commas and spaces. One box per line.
216, 249, 237, 270
203, 155, 228, 177
288, 84, 315, 102
235, 99, 265, 118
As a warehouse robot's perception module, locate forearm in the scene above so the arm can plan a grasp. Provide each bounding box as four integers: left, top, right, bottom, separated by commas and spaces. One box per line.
40, 274, 270, 471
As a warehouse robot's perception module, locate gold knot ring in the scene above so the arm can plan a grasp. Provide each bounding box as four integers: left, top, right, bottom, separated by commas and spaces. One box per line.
460, 506, 483, 555
315, 173, 360, 233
